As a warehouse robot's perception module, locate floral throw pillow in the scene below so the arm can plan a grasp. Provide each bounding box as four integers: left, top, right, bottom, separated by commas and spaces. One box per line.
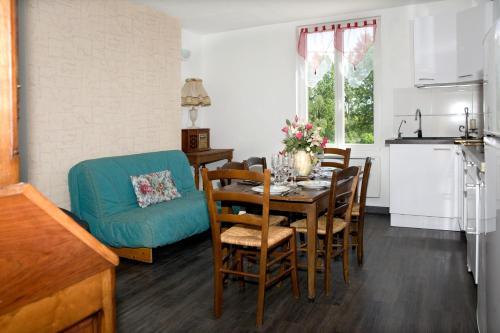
130, 170, 181, 208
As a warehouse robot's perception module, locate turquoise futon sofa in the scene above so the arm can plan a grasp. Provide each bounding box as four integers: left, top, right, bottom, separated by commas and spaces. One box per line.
68, 150, 209, 260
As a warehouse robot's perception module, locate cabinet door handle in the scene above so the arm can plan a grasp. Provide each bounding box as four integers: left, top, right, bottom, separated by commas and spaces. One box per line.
433, 147, 451, 151
459, 74, 473, 78
418, 78, 435, 81
466, 227, 477, 234
12, 149, 19, 156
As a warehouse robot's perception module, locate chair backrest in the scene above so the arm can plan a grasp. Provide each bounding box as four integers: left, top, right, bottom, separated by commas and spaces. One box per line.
202, 168, 272, 248
358, 157, 372, 218
217, 161, 248, 186
321, 147, 351, 169
325, 166, 359, 233
244, 157, 267, 173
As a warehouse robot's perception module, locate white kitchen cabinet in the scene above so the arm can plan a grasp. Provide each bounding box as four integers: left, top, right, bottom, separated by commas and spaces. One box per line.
456, 147, 465, 230
457, 6, 483, 82
390, 144, 461, 230
456, 3, 493, 82
414, 13, 457, 87
414, 16, 436, 85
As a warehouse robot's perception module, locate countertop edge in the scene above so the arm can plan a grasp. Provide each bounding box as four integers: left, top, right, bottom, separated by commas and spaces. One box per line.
385, 138, 458, 145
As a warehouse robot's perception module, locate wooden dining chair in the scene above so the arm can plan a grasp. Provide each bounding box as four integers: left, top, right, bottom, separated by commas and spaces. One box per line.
216, 161, 286, 226
244, 157, 267, 173
218, 161, 247, 187
350, 157, 372, 266
290, 166, 359, 295
321, 147, 352, 169
202, 168, 299, 326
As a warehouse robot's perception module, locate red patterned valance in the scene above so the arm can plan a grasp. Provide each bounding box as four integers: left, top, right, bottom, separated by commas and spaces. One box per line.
297, 18, 377, 62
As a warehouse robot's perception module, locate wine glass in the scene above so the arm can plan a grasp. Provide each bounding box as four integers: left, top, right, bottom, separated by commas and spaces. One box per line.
271, 153, 279, 171
271, 153, 283, 185
288, 154, 297, 187
281, 154, 289, 184
312, 154, 322, 179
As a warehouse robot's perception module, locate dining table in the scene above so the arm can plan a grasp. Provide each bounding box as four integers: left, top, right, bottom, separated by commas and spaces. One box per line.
220, 182, 331, 300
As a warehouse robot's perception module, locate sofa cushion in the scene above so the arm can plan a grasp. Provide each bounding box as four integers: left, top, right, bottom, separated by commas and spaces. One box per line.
130, 170, 181, 208
97, 191, 209, 248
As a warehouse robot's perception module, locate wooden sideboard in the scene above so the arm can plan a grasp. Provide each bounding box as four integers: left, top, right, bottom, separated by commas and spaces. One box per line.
0, 183, 119, 332
0, 0, 19, 186
185, 149, 233, 189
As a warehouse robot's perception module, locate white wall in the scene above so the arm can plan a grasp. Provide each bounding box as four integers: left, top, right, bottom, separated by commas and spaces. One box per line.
202, 23, 297, 160
18, 0, 181, 208
393, 86, 482, 138
200, 0, 477, 207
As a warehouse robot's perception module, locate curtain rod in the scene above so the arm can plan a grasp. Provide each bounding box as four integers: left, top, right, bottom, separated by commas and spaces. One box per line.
297, 16, 379, 32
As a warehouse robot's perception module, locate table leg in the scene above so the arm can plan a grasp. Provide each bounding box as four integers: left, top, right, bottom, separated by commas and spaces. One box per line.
306, 203, 318, 300
193, 162, 200, 189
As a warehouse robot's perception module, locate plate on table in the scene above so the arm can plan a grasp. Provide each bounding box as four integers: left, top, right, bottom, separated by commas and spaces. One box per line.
251, 185, 289, 195
319, 170, 334, 178
318, 166, 338, 178
297, 180, 330, 189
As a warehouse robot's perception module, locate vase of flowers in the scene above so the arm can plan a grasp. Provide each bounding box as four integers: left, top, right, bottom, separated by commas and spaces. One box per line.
293, 150, 313, 176
281, 116, 328, 176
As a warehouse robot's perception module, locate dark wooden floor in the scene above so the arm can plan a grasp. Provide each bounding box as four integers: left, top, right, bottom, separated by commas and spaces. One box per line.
116, 214, 478, 332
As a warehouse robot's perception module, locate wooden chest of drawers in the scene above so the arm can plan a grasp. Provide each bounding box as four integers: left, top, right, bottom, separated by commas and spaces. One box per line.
0, 183, 119, 332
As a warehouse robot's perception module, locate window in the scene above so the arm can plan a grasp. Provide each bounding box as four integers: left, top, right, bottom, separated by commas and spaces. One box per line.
298, 19, 377, 144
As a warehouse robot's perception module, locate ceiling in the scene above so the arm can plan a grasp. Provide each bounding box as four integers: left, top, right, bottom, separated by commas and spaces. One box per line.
134, 0, 441, 34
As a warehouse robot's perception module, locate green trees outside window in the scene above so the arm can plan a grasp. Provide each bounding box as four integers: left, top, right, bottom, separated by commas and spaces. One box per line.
308, 66, 336, 142
306, 28, 375, 145
308, 65, 374, 144
345, 70, 374, 144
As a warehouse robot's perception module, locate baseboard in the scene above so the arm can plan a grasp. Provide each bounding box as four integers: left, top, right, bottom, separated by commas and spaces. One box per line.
365, 206, 389, 215
390, 213, 461, 231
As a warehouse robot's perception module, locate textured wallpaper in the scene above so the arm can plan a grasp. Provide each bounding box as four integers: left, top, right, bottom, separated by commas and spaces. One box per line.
19, 0, 181, 208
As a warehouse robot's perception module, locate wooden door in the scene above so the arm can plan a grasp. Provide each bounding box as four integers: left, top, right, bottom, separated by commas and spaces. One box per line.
0, 0, 19, 186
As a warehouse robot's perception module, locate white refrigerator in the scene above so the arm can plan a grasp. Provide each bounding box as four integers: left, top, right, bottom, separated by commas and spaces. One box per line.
480, 18, 500, 333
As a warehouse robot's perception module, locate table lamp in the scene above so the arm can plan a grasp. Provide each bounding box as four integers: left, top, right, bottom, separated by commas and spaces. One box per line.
181, 78, 211, 128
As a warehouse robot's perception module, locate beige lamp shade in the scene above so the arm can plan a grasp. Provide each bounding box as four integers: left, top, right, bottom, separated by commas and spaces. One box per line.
181, 78, 211, 107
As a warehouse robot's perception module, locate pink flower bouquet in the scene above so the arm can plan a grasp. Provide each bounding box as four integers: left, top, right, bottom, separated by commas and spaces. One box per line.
281, 116, 328, 156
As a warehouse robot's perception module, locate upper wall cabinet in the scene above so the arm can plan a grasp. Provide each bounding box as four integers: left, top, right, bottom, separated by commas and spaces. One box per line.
414, 13, 457, 87
414, 3, 493, 87
457, 3, 493, 82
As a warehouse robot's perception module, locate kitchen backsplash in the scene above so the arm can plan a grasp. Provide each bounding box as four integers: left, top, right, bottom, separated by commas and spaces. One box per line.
393, 85, 483, 138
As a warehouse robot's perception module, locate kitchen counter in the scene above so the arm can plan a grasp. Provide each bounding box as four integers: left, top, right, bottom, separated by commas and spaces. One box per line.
386, 137, 483, 145
385, 137, 460, 144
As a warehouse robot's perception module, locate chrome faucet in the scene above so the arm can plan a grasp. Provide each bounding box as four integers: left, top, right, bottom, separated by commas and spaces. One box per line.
459, 107, 470, 140
414, 108, 422, 138
397, 120, 406, 139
